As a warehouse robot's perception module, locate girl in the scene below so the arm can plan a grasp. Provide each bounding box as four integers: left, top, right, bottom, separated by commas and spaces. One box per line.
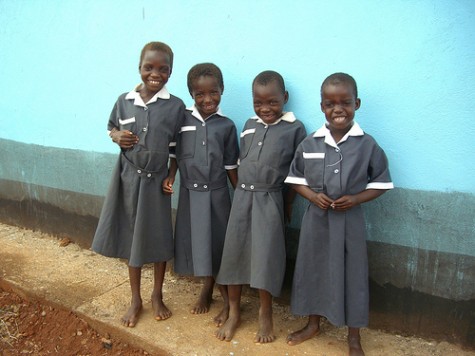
215, 71, 306, 343
92, 41, 185, 327
284, 73, 393, 355
163, 63, 239, 324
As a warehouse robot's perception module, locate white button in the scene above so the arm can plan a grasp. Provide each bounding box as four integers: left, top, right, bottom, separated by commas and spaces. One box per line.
334, 169, 339, 174
142, 127, 147, 132
137, 169, 142, 174
241, 184, 245, 188
147, 173, 152, 178
203, 185, 208, 189
258, 142, 262, 146
144, 107, 148, 111
202, 123, 205, 126
193, 183, 198, 187
202, 141, 206, 145
250, 185, 255, 189
335, 148, 340, 152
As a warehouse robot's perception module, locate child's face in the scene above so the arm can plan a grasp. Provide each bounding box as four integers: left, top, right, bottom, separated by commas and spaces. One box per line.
320, 83, 360, 133
253, 81, 288, 125
191, 75, 223, 119
139, 50, 171, 94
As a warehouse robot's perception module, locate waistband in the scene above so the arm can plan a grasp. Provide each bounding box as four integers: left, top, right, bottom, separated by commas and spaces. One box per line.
237, 182, 282, 192
181, 177, 228, 192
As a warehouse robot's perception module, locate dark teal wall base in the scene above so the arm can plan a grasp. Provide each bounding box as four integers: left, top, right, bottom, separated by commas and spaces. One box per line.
0, 196, 98, 249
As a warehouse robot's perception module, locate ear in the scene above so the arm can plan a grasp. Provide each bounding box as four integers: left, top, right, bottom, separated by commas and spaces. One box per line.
283, 90, 289, 104
221, 85, 225, 95
320, 102, 325, 113
355, 98, 361, 110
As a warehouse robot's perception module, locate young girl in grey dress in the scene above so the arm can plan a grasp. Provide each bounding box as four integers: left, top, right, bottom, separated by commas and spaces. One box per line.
92, 42, 185, 327
216, 71, 306, 343
285, 73, 393, 355
163, 63, 239, 324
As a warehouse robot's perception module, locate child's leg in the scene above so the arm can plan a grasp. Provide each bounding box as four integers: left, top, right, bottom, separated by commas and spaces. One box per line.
121, 266, 143, 327
287, 315, 321, 346
191, 276, 214, 314
214, 282, 229, 326
255, 289, 275, 343
152, 261, 172, 321
348, 327, 365, 356
215, 284, 241, 341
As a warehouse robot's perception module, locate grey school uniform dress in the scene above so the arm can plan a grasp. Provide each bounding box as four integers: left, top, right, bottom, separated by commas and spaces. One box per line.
92, 87, 185, 268
284, 122, 393, 327
174, 105, 239, 277
216, 112, 306, 297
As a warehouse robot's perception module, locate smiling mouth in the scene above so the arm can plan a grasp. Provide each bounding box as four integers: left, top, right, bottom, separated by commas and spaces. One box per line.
149, 80, 161, 85
333, 116, 346, 123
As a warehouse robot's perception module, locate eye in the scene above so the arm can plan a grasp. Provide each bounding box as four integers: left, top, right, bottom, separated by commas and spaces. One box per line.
323, 102, 334, 109
159, 66, 170, 74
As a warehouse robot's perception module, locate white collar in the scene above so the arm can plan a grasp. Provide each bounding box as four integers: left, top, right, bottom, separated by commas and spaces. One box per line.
251, 111, 297, 126
125, 85, 170, 107
186, 104, 224, 122
313, 122, 364, 148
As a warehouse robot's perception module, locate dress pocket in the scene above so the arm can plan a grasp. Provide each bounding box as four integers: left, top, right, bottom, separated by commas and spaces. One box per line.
239, 128, 256, 160
303, 152, 325, 190
177, 126, 196, 159
119, 117, 136, 132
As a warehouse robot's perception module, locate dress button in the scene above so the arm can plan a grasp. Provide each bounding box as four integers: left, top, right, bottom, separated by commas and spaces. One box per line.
250, 185, 255, 189
203, 185, 208, 189
334, 169, 339, 174
137, 169, 142, 174
241, 184, 246, 188
147, 173, 152, 178
335, 148, 340, 152
258, 142, 262, 146
142, 127, 147, 132
202, 123, 205, 126
144, 107, 148, 111
193, 183, 198, 187
202, 141, 206, 146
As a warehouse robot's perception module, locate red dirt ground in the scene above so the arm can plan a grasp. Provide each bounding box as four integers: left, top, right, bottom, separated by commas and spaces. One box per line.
0, 288, 147, 355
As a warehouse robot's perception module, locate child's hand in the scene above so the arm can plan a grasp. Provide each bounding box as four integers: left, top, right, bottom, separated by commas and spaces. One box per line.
110, 129, 139, 149
162, 176, 175, 195
330, 195, 358, 211
309, 192, 334, 210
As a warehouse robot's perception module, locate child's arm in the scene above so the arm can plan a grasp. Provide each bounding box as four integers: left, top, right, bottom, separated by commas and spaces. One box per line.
291, 184, 335, 210
331, 189, 388, 211
162, 158, 178, 195
226, 169, 238, 189
109, 128, 139, 149
283, 187, 297, 223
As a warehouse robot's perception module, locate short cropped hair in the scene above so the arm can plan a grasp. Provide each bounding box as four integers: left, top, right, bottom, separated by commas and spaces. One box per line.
139, 41, 174, 70
252, 70, 286, 94
187, 63, 224, 95
321, 72, 358, 99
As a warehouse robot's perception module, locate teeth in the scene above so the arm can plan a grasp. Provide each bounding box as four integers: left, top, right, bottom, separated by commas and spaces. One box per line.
334, 117, 345, 123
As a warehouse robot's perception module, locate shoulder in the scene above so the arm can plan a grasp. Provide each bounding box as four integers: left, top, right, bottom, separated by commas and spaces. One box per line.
168, 94, 185, 106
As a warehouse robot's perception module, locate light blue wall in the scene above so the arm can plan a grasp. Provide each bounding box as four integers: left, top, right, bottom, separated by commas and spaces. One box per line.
1, 0, 474, 194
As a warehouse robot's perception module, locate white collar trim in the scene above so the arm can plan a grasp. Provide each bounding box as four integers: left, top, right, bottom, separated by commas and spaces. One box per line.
313, 122, 364, 147
251, 111, 296, 126
186, 104, 224, 122
125, 85, 170, 107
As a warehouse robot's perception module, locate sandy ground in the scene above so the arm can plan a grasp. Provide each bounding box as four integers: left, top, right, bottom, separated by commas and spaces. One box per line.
0, 223, 473, 356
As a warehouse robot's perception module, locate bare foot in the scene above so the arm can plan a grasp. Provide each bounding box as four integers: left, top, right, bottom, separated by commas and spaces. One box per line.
254, 307, 275, 343
191, 293, 212, 314
152, 294, 172, 321
213, 306, 229, 326
349, 337, 365, 356
287, 324, 320, 346
121, 299, 142, 327
215, 314, 240, 341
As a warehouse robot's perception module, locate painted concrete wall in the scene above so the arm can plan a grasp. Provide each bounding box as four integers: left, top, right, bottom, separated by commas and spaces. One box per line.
1, 0, 474, 346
